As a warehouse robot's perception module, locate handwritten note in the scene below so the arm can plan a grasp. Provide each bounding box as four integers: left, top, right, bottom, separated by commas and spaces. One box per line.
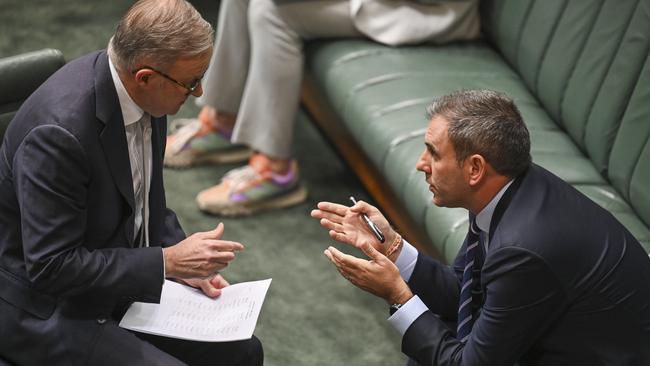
119, 279, 272, 342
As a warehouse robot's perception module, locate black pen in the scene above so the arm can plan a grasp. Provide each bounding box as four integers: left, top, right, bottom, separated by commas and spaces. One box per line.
349, 196, 385, 243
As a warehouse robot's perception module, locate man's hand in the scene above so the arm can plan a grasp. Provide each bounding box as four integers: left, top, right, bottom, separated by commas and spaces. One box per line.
311, 200, 402, 260
324, 242, 413, 305
163, 223, 244, 279
178, 274, 230, 299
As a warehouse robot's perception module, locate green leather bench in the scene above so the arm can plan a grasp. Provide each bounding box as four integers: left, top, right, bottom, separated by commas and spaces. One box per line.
302, 0, 650, 262
0, 49, 65, 140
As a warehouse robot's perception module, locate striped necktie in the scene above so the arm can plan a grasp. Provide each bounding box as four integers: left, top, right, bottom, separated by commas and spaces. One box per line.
457, 214, 482, 343
131, 113, 151, 247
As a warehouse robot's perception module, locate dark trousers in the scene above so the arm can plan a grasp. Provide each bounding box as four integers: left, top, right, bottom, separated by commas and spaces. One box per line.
136, 331, 264, 366
83, 319, 263, 366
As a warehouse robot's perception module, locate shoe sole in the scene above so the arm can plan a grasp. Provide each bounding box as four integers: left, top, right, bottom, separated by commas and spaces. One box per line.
197, 185, 309, 217
164, 148, 252, 168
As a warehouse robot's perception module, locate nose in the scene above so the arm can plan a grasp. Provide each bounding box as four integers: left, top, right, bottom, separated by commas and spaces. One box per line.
415, 148, 429, 173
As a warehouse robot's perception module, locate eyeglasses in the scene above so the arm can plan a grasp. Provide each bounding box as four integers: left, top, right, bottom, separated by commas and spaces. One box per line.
133, 66, 201, 95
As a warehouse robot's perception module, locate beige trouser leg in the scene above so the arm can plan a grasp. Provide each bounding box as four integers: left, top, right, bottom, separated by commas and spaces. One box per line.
196, 0, 362, 159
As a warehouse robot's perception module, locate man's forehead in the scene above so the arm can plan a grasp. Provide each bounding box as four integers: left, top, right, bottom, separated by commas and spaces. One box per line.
426, 116, 449, 142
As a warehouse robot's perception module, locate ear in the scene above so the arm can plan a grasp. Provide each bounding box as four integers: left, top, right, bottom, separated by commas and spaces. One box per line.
133, 69, 155, 87
466, 154, 487, 187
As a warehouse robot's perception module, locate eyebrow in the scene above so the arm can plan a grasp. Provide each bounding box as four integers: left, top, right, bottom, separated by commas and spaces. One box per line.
425, 142, 437, 155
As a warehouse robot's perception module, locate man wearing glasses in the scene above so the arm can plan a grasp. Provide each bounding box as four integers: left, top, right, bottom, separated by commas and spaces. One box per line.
0, 1, 263, 365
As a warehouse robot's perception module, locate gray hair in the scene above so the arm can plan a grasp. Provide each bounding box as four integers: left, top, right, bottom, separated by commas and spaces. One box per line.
425, 89, 531, 178
107, 0, 214, 72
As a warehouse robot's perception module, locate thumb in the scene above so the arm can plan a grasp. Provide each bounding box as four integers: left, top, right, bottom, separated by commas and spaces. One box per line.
350, 200, 378, 218
360, 242, 383, 261
210, 222, 224, 239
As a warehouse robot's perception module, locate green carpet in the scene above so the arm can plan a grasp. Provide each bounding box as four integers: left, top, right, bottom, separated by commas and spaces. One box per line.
1, 1, 405, 365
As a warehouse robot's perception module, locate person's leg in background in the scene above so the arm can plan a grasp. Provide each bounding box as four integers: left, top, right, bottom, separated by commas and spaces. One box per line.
166, 0, 362, 216
164, 0, 252, 168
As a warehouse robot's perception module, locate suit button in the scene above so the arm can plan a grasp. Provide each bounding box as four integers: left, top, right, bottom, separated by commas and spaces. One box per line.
97, 317, 107, 325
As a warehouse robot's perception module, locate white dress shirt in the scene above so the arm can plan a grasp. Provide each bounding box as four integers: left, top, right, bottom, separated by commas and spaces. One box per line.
108, 57, 152, 247
388, 180, 514, 335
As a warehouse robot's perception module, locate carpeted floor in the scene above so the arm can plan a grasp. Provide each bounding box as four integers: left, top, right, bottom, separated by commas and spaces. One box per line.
0, 1, 406, 365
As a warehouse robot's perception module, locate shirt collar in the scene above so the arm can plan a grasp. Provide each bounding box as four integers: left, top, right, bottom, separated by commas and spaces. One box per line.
475, 179, 514, 234
108, 56, 145, 127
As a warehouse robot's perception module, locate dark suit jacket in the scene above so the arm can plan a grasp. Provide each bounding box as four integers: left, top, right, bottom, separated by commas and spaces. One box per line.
404, 164, 650, 365
0, 51, 186, 365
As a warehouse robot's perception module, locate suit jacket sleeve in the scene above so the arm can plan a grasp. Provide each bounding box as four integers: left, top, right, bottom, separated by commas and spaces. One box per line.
408, 253, 463, 320
160, 208, 185, 248
14, 125, 164, 303
403, 247, 568, 365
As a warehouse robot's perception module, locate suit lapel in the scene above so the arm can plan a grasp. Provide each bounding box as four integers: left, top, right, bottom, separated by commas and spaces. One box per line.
94, 51, 136, 247
488, 166, 528, 244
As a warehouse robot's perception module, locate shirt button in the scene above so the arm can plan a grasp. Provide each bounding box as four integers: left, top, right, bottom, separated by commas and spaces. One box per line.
97, 318, 107, 325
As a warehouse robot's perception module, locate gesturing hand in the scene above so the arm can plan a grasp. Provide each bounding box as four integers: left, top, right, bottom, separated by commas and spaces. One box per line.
163, 223, 244, 279
324, 243, 412, 305
311, 200, 401, 260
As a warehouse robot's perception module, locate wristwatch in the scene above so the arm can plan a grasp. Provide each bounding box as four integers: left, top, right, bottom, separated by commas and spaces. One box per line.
389, 302, 403, 316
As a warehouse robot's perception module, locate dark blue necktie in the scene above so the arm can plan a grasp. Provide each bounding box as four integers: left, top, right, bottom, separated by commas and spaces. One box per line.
457, 214, 482, 343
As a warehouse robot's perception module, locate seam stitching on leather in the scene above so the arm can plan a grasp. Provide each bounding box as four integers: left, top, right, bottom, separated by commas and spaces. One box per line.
532, 0, 570, 96
513, 0, 535, 69
581, 0, 641, 148
559, 0, 606, 129
628, 104, 650, 213
614, 46, 650, 202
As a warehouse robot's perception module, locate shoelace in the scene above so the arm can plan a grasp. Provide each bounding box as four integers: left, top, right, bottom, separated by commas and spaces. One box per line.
223, 165, 261, 193
168, 119, 201, 154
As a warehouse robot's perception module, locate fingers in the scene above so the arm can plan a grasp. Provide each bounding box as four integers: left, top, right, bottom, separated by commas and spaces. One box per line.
172, 238, 242, 278
323, 248, 334, 261
360, 242, 383, 261
350, 200, 377, 216
180, 278, 221, 298
205, 239, 245, 252
319, 218, 345, 233
198, 279, 221, 298
316, 201, 349, 216
325, 246, 365, 270
324, 248, 354, 281
312, 210, 345, 226
208, 251, 235, 265
204, 241, 244, 266
210, 274, 229, 289
328, 230, 359, 247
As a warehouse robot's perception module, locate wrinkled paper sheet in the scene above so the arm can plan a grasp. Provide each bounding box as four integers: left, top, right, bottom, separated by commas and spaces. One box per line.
119, 279, 271, 342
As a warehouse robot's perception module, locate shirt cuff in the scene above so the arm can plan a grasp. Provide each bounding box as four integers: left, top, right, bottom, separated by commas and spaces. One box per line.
387, 295, 428, 336
395, 239, 418, 281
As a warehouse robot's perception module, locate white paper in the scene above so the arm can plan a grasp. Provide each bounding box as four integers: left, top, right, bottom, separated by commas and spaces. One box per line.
119, 279, 272, 342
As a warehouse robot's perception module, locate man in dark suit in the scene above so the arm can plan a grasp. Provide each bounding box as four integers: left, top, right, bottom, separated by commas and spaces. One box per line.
312, 89, 650, 365
0, 0, 263, 365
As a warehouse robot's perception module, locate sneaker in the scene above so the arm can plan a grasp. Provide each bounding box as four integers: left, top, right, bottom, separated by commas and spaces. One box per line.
164, 118, 251, 168
196, 156, 308, 216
